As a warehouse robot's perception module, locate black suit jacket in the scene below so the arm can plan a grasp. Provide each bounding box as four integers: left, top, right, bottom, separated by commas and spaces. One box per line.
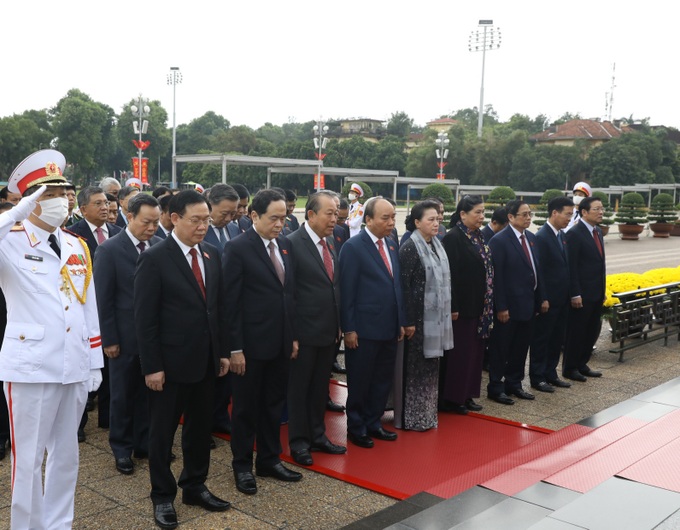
134, 235, 227, 384
94, 230, 162, 356
442, 226, 488, 318
535, 223, 570, 306
566, 220, 606, 303
489, 226, 545, 321
222, 227, 296, 360
115, 211, 127, 228
481, 224, 495, 244
288, 224, 340, 346
67, 219, 122, 258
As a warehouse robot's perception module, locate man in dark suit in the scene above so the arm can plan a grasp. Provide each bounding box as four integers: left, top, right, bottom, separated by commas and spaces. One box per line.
155, 194, 173, 239
339, 198, 405, 448
94, 194, 162, 476
563, 196, 606, 382
329, 195, 350, 380
481, 206, 508, 243
529, 197, 574, 392
134, 190, 231, 528
69, 186, 122, 438
284, 189, 300, 233
222, 189, 302, 495
203, 184, 240, 253
231, 183, 252, 233
287, 192, 346, 466
488, 200, 547, 405
115, 186, 140, 228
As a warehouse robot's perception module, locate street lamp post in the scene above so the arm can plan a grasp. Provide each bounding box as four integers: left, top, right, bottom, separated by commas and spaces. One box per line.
167, 66, 182, 188
130, 95, 150, 185
312, 119, 329, 191
435, 132, 449, 180
468, 20, 501, 138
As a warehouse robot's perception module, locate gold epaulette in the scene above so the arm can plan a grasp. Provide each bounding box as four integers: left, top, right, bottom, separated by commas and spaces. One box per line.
61, 227, 86, 241
10, 223, 25, 232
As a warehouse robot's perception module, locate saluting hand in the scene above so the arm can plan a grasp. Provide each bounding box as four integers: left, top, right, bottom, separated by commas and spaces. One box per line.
11, 185, 47, 223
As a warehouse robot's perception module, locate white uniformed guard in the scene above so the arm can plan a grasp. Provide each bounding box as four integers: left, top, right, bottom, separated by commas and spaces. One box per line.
124, 176, 143, 189
347, 183, 365, 238
0, 149, 104, 530
565, 181, 592, 231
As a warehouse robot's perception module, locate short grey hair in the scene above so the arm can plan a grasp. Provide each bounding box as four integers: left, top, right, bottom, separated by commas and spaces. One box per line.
208, 184, 239, 205
77, 186, 105, 208
118, 186, 139, 202
99, 177, 121, 192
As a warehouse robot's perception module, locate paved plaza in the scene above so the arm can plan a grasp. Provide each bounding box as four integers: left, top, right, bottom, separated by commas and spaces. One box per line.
0, 215, 677, 529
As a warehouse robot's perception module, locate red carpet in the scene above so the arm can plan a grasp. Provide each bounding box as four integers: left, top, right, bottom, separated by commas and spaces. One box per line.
280, 382, 549, 500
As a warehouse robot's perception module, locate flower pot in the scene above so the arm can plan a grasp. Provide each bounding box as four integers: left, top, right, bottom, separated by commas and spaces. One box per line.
649, 222, 674, 238
618, 224, 644, 240
670, 224, 680, 237
600, 226, 610, 237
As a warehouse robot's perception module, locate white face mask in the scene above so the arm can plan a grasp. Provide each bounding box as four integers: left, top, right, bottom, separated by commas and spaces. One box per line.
38, 197, 69, 228
348, 193, 357, 201
573, 195, 584, 205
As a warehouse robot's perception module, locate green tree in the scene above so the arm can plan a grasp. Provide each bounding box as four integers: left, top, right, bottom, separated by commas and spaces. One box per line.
176, 111, 230, 155
0, 111, 54, 179
50, 89, 116, 185
386, 111, 413, 138
589, 131, 663, 186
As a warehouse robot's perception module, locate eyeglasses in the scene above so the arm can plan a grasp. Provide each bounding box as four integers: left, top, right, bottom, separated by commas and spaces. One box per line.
515, 211, 534, 218
179, 215, 212, 227
590, 207, 605, 212
91, 200, 110, 208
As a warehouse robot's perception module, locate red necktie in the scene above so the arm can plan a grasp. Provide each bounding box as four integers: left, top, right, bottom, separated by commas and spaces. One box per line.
268, 241, 285, 285
520, 234, 532, 265
593, 229, 603, 257
377, 239, 392, 277
189, 248, 206, 299
94, 226, 105, 244
319, 239, 334, 281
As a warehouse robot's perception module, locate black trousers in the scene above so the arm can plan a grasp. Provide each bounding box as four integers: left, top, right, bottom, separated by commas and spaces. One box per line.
108, 352, 149, 459
231, 352, 288, 473
564, 300, 603, 373
288, 342, 335, 452
487, 317, 534, 396
147, 364, 215, 504
530, 302, 569, 385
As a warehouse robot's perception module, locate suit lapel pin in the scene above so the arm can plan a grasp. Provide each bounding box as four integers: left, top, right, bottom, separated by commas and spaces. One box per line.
203, 251, 210, 259
282, 249, 288, 255
389, 246, 395, 251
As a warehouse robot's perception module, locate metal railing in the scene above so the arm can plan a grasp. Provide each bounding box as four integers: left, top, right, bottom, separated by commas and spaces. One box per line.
609, 282, 680, 361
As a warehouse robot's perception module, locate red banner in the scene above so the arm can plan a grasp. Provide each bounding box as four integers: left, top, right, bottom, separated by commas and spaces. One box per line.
132, 139, 151, 151
314, 153, 327, 160
131, 158, 149, 184
437, 161, 448, 169
437, 173, 445, 180
313, 173, 325, 189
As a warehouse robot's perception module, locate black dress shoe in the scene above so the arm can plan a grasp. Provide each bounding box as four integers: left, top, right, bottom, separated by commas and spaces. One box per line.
332, 361, 347, 374
85, 398, 95, 412
531, 381, 555, 393
77, 429, 86, 443
580, 367, 602, 378
311, 440, 347, 454
154, 502, 178, 529
347, 432, 374, 448
0, 439, 7, 461
115, 456, 134, 475
367, 427, 398, 441
326, 400, 346, 413
234, 471, 257, 495
509, 388, 535, 400
210, 437, 216, 449
488, 393, 515, 405
182, 488, 230, 511
446, 403, 468, 415
465, 399, 483, 411
547, 378, 572, 388
257, 462, 302, 482
564, 370, 587, 382
291, 448, 313, 466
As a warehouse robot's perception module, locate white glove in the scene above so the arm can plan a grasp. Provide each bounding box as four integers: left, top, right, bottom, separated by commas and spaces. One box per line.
9, 185, 47, 223
88, 369, 103, 392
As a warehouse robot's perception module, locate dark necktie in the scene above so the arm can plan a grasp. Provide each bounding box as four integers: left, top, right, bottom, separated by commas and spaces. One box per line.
268, 241, 285, 284
377, 239, 392, 277
593, 229, 603, 257
558, 230, 566, 255
319, 239, 334, 281
189, 248, 206, 299
48, 234, 61, 259
137, 242, 146, 253
520, 233, 532, 265
217, 226, 227, 246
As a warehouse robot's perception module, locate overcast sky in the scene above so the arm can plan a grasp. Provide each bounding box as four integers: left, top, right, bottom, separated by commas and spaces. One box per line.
2, 1, 677, 132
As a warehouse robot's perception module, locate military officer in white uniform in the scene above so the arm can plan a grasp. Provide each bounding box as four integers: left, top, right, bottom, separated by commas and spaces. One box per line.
565, 181, 592, 231
0, 149, 104, 530
346, 183, 365, 238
